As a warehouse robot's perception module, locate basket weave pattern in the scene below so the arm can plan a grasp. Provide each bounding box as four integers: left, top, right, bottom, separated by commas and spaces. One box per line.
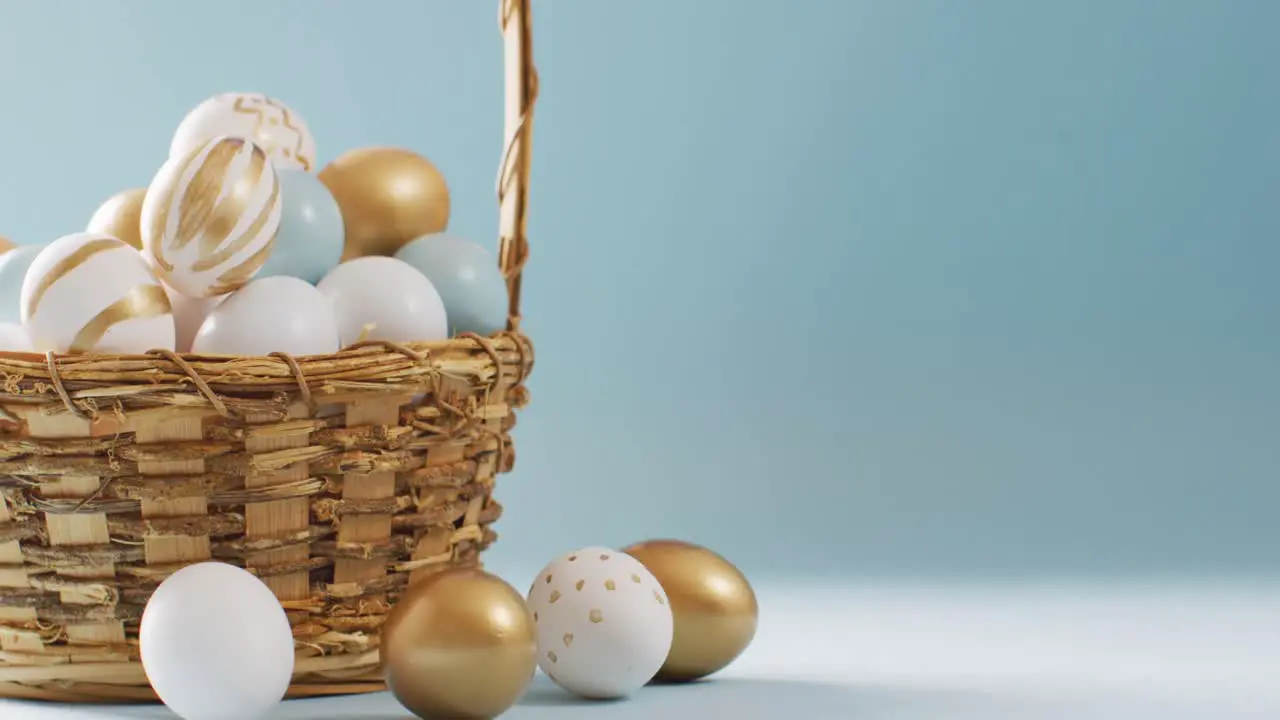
0, 0, 537, 703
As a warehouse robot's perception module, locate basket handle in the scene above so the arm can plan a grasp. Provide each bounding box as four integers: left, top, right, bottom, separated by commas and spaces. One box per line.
497, 0, 537, 332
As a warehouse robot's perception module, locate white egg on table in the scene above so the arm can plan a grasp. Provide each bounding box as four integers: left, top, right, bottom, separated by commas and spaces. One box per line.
526, 546, 674, 700
140, 562, 294, 720
0, 322, 30, 352
316, 256, 447, 347
20, 232, 174, 354
141, 135, 282, 299
192, 275, 339, 356
170, 92, 317, 172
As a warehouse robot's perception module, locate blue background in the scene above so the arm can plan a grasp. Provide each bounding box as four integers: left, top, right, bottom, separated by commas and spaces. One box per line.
0, 0, 1275, 582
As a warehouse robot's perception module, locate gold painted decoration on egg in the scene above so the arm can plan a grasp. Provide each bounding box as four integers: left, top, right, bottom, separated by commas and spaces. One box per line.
229, 95, 315, 171
70, 284, 172, 352
20, 232, 176, 354
169, 92, 317, 173
141, 136, 282, 298
24, 236, 125, 317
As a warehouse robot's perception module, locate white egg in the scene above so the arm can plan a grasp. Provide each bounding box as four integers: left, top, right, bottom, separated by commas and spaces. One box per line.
141, 562, 294, 720
168, 287, 227, 353
526, 547, 674, 699
317, 256, 448, 347
170, 92, 317, 172
20, 232, 175, 354
0, 322, 30, 352
142, 135, 282, 299
193, 275, 339, 357
0, 245, 42, 324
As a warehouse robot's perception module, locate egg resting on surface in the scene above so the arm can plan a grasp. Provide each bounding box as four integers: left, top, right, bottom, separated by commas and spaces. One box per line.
140, 562, 294, 720
622, 539, 759, 682
381, 568, 537, 720
525, 547, 674, 699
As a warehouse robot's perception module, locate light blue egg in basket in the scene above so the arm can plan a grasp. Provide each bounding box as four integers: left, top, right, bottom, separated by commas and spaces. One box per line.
0, 245, 43, 323
395, 233, 508, 337
255, 168, 344, 285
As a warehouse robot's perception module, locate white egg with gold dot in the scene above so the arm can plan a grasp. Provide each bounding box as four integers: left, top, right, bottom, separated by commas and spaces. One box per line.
20, 232, 175, 354
170, 92, 317, 172
142, 136, 282, 299
526, 546, 674, 699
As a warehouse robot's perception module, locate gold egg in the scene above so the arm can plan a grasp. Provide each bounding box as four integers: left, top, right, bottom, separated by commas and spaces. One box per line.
622, 539, 758, 682
381, 567, 537, 719
317, 146, 450, 261
87, 188, 147, 250
0, 236, 14, 254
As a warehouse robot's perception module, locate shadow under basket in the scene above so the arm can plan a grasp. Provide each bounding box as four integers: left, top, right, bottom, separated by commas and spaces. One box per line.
0, 332, 534, 702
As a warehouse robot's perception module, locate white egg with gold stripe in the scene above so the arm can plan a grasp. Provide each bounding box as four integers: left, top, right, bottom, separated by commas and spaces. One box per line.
141, 136, 282, 299
20, 232, 175, 354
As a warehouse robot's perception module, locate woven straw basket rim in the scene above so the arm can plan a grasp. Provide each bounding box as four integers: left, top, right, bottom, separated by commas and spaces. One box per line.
0, 0, 537, 704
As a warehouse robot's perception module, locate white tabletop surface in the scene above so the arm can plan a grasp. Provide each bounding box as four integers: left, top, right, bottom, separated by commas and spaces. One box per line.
4, 582, 1278, 719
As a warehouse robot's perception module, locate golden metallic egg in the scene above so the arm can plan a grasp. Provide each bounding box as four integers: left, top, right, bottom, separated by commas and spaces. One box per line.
622, 539, 758, 683
317, 146, 450, 261
86, 188, 147, 251
381, 567, 537, 719
0, 236, 14, 254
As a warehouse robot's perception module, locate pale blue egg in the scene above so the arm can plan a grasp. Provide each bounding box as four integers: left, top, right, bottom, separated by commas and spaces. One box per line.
0, 245, 42, 323
255, 169, 344, 285
395, 233, 508, 337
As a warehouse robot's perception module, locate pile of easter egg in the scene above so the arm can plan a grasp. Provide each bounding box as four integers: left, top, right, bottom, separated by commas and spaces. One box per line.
139, 539, 758, 720
0, 91, 510, 359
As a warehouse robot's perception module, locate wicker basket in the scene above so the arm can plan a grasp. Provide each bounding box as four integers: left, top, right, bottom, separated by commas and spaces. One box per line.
0, 0, 537, 703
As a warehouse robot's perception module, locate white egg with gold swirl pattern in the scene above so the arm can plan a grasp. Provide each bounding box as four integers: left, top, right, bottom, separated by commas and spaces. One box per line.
141, 136, 282, 299
20, 232, 175, 354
